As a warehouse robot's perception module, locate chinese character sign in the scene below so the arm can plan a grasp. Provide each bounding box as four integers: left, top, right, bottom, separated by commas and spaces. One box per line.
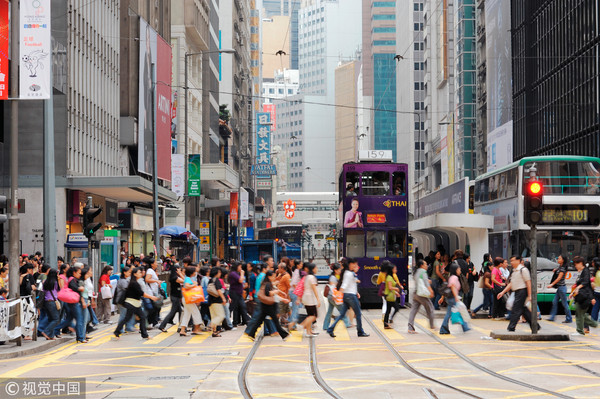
20, 0, 52, 99
256, 113, 271, 172
284, 199, 296, 220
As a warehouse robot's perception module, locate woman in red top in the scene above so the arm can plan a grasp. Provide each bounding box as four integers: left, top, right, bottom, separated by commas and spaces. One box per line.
97, 266, 114, 324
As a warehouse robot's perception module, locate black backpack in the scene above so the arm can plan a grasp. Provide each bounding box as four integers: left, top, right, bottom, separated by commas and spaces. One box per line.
439, 281, 453, 298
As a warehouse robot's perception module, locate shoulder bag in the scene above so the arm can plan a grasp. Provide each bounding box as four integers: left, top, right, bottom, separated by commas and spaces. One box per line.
258, 285, 275, 305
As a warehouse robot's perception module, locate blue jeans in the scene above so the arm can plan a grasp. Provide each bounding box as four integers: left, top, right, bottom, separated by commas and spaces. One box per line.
591, 292, 600, 321
43, 300, 61, 338
473, 289, 493, 316
432, 279, 442, 310
61, 302, 85, 341
118, 304, 137, 332
290, 292, 300, 324
440, 297, 470, 334
327, 293, 365, 336
38, 307, 49, 333
549, 285, 572, 322
322, 296, 350, 330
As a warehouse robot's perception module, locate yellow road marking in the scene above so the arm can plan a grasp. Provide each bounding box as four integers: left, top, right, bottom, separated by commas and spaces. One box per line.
0, 342, 78, 378
285, 330, 303, 342
87, 334, 113, 347
333, 322, 350, 341
144, 325, 177, 345
372, 318, 404, 340
415, 319, 452, 339
238, 326, 261, 343
188, 332, 210, 343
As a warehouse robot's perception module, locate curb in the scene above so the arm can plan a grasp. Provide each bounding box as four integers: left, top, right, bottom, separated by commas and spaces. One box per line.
0, 336, 74, 360
490, 330, 570, 341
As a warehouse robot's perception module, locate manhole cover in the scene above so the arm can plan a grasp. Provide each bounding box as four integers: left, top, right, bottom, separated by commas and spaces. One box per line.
148, 376, 191, 381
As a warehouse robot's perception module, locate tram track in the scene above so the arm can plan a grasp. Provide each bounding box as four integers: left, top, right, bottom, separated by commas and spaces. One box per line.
389, 309, 576, 399
363, 315, 483, 399
238, 330, 341, 399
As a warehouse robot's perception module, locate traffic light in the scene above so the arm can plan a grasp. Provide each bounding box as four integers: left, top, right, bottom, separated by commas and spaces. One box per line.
524, 180, 544, 226
83, 205, 103, 239
0, 196, 6, 224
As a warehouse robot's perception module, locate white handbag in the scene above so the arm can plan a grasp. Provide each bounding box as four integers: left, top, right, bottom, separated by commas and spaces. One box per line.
416, 272, 430, 297
100, 284, 113, 299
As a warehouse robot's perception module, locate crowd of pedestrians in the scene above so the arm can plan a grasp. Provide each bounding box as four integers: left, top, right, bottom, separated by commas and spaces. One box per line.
1, 247, 599, 346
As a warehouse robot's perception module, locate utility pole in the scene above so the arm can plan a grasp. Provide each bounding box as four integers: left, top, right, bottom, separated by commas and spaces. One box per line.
152, 63, 160, 258
8, 0, 20, 299
43, 38, 57, 269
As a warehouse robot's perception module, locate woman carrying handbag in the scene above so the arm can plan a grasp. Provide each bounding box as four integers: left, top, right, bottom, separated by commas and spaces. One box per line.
97, 266, 114, 324
407, 260, 435, 333
244, 270, 289, 341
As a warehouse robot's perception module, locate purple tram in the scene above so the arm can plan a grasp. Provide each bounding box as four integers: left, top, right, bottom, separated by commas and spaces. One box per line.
338, 161, 409, 304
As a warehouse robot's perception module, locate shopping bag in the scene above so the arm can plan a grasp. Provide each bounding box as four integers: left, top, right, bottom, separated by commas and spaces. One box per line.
182, 286, 205, 304
450, 307, 464, 324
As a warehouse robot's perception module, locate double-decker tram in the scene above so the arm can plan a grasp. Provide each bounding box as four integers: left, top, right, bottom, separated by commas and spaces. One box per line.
302, 218, 338, 280
339, 151, 409, 304
474, 156, 600, 305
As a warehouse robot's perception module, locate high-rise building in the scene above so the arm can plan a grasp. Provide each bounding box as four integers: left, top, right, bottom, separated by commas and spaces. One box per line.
511, 0, 600, 158
363, 0, 398, 160
335, 60, 362, 175
261, 16, 291, 80
294, 0, 361, 192
263, 0, 301, 69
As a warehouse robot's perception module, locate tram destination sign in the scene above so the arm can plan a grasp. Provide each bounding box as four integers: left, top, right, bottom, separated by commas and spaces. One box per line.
541, 205, 600, 226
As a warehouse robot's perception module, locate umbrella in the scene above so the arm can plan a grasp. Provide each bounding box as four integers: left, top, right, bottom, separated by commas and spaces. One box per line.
159, 225, 198, 240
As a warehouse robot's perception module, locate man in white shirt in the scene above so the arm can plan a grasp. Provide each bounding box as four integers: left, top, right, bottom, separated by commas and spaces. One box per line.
327, 258, 370, 338
497, 255, 539, 332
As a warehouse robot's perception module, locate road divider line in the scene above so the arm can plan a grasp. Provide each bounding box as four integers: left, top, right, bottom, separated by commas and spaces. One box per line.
333, 323, 350, 341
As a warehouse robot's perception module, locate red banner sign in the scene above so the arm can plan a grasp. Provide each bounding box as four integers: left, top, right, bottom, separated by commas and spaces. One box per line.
230, 192, 239, 221
366, 213, 386, 224
0, 0, 9, 100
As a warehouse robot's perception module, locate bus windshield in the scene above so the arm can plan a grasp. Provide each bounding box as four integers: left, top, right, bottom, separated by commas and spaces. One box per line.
523, 160, 600, 195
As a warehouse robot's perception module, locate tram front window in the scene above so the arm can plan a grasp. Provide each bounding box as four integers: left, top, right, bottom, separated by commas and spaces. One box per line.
346, 230, 365, 258
366, 231, 386, 258
387, 230, 407, 258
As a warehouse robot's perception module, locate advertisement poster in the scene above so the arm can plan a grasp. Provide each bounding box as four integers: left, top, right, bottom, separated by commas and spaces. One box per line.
156, 35, 172, 180
138, 18, 172, 180
188, 154, 201, 196
230, 192, 239, 221
171, 154, 184, 196
20, 0, 51, 99
240, 188, 249, 220
0, 0, 8, 100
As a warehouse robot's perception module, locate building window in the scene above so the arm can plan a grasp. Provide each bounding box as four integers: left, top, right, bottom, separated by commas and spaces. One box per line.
373, 14, 395, 20
374, 1, 395, 7
374, 27, 396, 33
374, 40, 396, 46
414, 63, 420, 70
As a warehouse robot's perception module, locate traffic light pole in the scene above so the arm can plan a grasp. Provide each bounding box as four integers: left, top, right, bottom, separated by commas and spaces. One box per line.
530, 225, 538, 334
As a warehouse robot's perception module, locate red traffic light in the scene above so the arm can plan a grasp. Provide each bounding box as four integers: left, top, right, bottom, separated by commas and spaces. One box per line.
528, 181, 543, 195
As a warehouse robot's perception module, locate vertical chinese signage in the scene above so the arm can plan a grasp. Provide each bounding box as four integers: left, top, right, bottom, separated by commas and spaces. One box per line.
0, 0, 8, 100
230, 192, 238, 221
256, 113, 271, 177
171, 154, 184, 196
188, 154, 201, 196
20, 0, 51, 99
156, 35, 172, 181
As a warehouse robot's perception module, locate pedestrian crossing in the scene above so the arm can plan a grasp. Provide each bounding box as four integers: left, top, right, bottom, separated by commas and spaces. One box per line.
143, 325, 178, 345
371, 318, 405, 340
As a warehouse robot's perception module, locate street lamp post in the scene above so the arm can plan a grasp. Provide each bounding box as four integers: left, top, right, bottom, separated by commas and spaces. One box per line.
183, 49, 235, 231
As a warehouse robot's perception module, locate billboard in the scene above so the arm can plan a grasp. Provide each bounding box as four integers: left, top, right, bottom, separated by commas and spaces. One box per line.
138, 18, 172, 180
230, 192, 239, 221
263, 103, 277, 132
240, 188, 249, 221
20, 0, 51, 99
487, 120, 513, 172
485, 0, 512, 133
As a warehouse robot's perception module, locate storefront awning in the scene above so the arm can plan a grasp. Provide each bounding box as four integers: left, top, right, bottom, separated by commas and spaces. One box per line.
67, 176, 178, 202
